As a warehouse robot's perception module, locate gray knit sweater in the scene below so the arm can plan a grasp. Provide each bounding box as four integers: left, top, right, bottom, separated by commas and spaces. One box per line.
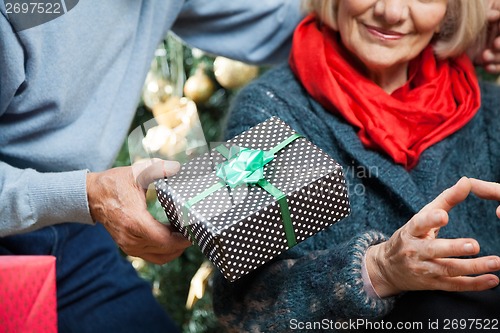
213, 64, 500, 332
0, 0, 302, 236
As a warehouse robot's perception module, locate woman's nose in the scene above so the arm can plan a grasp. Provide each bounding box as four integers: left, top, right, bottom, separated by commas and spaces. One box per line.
373, 0, 410, 25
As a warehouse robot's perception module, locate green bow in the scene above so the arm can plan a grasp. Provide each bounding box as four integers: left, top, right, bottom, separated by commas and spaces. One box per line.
182, 133, 303, 248
215, 146, 274, 188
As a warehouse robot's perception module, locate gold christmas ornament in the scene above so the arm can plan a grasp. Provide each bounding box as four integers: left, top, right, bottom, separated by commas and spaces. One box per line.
213, 56, 259, 89
142, 125, 188, 160
142, 73, 174, 110
145, 184, 158, 203
151, 96, 196, 128
127, 256, 147, 271
183, 67, 216, 104
186, 261, 214, 310
144, 96, 206, 160
191, 48, 205, 59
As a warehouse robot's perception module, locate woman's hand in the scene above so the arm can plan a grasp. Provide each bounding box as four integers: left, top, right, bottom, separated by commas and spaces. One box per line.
469, 178, 500, 218
86, 159, 192, 264
366, 177, 500, 298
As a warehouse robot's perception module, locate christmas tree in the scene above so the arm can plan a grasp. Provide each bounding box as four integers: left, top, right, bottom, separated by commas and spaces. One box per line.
114, 33, 260, 333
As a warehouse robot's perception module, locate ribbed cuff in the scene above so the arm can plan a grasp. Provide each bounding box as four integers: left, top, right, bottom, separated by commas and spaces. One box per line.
28, 169, 94, 228
343, 230, 395, 318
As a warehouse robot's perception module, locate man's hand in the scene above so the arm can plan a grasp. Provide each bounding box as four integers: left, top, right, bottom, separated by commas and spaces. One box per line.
86, 159, 191, 264
366, 177, 500, 298
476, 0, 500, 73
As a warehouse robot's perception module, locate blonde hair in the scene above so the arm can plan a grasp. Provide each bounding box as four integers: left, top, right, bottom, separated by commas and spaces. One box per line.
302, 0, 487, 59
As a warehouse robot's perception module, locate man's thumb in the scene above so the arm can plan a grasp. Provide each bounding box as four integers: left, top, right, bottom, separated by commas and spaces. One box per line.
134, 159, 180, 189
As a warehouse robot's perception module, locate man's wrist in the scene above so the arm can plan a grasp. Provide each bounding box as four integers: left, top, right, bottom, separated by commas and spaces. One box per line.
85, 171, 99, 223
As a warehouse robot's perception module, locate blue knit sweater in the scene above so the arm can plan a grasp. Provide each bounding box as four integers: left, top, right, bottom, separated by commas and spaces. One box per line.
213, 64, 500, 331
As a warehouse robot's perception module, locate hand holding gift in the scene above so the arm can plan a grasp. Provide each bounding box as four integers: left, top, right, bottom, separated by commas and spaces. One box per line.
86, 159, 191, 264
366, 177, 500, 298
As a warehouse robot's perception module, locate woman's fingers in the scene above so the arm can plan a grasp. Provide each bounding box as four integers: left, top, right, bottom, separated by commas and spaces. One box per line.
373, 177, 500, 296
469, 178, 500, 200
421, 177, 471, 213
417, 238, 480, 260
408, 208, 448, 238
434, 256, 500, 277
407, 177, 490, 238
469, 178, 500, 218
436, 275, 500, 292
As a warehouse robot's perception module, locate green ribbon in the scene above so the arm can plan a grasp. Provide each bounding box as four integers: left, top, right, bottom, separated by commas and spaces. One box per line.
182, 133, 302, 247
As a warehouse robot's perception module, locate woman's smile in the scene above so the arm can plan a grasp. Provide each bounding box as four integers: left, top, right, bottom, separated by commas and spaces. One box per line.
363, 24, 406, 41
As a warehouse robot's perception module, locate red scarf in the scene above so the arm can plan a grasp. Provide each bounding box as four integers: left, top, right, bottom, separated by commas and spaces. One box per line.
289, 15, 480, 169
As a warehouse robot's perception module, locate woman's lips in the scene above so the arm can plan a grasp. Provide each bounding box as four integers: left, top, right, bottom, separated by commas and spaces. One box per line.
365, 25, 405, 41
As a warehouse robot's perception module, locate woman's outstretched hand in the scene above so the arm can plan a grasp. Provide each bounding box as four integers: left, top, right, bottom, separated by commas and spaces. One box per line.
366, 177, 500, 298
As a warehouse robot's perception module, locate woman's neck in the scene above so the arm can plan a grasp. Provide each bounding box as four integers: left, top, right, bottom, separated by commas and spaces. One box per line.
367, 64, 409, 94
337, 40, 409, 94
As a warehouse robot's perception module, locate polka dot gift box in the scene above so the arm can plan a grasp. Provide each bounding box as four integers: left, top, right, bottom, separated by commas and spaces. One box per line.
156, 117, 350, 281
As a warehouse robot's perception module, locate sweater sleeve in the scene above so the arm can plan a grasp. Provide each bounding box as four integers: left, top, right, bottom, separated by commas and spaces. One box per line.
0, 162, 94, 237
213, 231, 394, 332
172, 0, 303, 65
0, 13, 93, 236
212, 74, 395, 331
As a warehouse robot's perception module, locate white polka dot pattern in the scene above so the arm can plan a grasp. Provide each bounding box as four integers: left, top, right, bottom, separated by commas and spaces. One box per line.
155, 117, 350, 281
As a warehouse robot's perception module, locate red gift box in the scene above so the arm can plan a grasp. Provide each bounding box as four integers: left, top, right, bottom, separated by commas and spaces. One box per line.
0, 256, 57, 333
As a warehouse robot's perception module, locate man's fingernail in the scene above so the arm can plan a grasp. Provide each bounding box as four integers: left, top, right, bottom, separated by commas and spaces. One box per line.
163, 160, 180, 170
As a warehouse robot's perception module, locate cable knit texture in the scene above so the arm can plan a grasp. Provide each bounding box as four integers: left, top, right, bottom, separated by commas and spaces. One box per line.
212, 64, 500, 332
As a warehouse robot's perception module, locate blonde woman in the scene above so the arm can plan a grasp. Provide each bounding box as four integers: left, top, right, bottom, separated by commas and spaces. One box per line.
214, 0, 500, 331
